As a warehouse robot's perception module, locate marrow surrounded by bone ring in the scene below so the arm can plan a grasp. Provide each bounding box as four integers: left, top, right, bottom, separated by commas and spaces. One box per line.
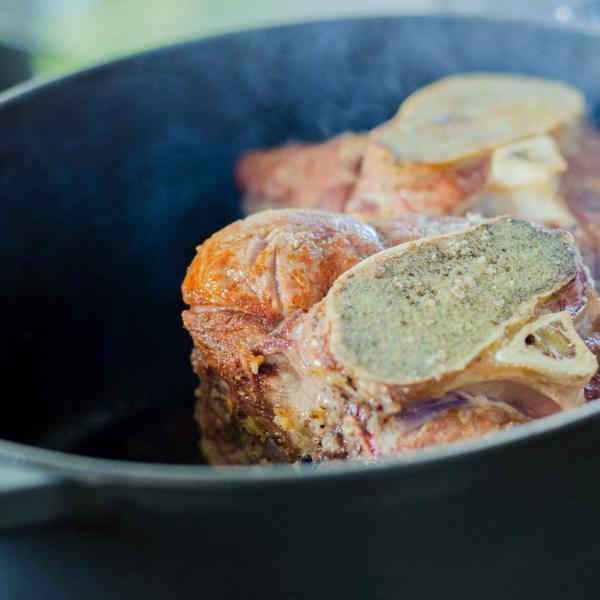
325, 217, 596, 386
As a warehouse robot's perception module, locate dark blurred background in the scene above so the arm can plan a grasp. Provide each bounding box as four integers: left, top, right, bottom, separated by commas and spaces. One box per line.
0, 0, 599, 91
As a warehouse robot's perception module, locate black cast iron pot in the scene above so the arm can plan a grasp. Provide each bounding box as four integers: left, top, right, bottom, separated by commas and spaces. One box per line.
2, 16, 600, 600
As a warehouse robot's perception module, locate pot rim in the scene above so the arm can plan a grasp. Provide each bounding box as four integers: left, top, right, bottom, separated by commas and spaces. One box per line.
1, 400, 600, 487
2, 14, 600, 488
1, 13, 599, 108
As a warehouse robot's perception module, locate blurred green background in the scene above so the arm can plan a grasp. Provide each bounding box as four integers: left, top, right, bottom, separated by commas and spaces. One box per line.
0, 0, 597, 86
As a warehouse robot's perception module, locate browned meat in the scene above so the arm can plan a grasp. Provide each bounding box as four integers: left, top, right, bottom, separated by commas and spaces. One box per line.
182, 209, 600, 464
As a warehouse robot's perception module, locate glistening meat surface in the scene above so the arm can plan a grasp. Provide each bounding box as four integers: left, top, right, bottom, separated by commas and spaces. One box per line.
182, 210, 600, 464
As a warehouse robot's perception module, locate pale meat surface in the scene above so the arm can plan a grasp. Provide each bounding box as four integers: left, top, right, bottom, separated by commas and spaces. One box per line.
237, 126, 599, 222
236, 75, 600, 279
238, 134, 366, 215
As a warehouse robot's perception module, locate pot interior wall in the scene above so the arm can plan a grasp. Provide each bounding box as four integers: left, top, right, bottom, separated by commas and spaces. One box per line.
1, 17, 599, 462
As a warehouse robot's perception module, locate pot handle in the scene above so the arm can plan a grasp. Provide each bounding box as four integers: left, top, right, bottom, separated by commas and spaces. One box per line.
0, 461, 78, 532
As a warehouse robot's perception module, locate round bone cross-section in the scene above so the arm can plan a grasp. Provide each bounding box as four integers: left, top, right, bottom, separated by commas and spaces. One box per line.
326, 217, 579, 384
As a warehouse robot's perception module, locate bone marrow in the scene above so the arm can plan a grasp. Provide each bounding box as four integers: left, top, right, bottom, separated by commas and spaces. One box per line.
326, 218, 579, 384
182, 210, 600, 464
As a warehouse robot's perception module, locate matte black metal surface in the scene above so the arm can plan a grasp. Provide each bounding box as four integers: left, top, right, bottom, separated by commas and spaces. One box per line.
3, 417, 600, 600
1, 15, 600, 599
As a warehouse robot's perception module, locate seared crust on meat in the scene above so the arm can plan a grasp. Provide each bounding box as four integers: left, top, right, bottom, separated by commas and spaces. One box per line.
182, 210, 600, 464
182, 209, 381, 319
